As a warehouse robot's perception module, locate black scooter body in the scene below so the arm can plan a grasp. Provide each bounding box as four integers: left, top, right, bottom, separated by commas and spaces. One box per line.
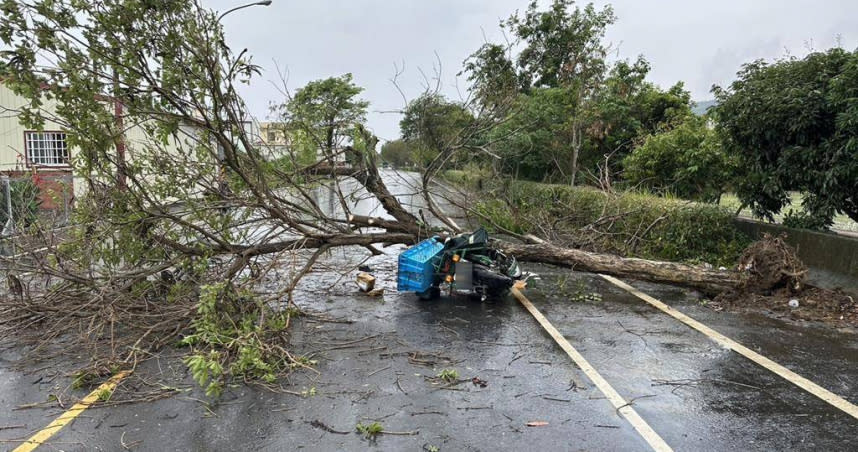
416, 228, 523, 301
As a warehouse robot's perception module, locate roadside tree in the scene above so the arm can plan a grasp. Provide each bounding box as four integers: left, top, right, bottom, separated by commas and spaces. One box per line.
713, 48, 858, 225
280, 74, 369, 161
623, 116, 736, 202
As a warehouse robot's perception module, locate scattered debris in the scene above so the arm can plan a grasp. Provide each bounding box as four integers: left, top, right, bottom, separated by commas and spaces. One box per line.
356, 422, 383, 439
309, 420, 350, 435
706, 233, 858, 326
714, 287, 858, 326
356, 272, 376, 292
356, 422, 418, 439
471, 377, 488, 388
403, 351, 458, 367
366, 288, 385, 297
594, 424, 620, 429
436, 369, 459, 383
738, 233, 806, 293
571, 291, 602, 303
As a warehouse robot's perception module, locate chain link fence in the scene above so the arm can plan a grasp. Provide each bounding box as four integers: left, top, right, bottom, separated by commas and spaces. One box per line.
0, 173, 73, 249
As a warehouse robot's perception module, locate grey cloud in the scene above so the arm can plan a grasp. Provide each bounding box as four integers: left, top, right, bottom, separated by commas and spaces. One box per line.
207, 0, 858, 143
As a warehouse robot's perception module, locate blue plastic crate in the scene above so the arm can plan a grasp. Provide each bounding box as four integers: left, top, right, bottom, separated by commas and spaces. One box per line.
397, 237, 444, 292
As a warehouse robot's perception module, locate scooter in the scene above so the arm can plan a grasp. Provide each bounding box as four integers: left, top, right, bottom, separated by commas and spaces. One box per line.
397, 228, 532, 301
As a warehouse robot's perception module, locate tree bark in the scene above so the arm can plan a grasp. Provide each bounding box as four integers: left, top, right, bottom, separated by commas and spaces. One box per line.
498, 241, 742, 295
570, 124, 580, 187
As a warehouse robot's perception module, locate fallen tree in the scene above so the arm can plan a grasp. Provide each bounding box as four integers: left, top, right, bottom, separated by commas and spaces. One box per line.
0, 0, 787, 396
498, 241, 741, 295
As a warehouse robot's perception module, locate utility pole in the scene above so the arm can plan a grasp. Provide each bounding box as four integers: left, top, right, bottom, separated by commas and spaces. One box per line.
113, 65, 126, 191
217, 1, 273, 21
214, 0, 272, 196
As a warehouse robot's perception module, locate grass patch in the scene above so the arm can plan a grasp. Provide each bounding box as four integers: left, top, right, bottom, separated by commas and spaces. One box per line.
436, 368, 459, 383
720, 192, 858, 233
356, 422, 383, 439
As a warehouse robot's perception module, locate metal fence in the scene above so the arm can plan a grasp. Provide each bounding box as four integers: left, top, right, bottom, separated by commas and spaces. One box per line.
0, 173, 73, 238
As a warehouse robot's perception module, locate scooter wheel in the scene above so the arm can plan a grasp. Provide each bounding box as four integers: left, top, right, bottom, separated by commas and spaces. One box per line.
416, 287, 441, 300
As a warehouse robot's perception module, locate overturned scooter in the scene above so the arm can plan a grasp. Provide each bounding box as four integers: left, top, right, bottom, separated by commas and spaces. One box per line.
397, 228, 534, 301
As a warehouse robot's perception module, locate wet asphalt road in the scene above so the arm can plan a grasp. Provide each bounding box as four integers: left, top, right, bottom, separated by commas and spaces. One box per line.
2, 249, 858, 452
2, 171, 857, 451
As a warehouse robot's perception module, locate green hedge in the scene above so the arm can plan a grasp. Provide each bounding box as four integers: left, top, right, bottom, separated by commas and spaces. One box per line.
444, 170, 749, 267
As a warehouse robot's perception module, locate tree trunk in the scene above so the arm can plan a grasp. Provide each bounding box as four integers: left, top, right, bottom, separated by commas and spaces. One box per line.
570, 125, 580, 187
498, 241, 742, 295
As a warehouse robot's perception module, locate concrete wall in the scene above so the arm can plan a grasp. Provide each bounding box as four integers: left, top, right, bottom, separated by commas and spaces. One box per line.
0, 84, 68, 173
734, 218, 858, 292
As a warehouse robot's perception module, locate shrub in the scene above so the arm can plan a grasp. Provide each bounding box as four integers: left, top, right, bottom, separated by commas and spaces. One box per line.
622, 117, 737, 203
445, 172, 749, 267
782, 208, 833, 231
0, 178, 41, 229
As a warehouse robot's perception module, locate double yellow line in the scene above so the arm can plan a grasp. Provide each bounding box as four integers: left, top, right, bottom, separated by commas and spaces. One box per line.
13, 371, 130, 452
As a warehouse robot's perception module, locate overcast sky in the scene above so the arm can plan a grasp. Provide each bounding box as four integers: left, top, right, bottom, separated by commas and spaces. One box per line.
207, 0, 858, 143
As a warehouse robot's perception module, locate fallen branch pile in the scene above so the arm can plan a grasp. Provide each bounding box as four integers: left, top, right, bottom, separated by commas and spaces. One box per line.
0, 0, 816, 396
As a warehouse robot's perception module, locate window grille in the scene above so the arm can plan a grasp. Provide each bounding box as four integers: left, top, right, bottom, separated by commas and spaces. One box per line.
25, 131, 69, 166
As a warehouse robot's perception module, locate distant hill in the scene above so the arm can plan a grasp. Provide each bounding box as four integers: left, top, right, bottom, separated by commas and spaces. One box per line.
692, 99, 717, 116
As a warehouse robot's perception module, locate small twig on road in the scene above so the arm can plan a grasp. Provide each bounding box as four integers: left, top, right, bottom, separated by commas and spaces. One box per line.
367, 365, 391, 377
120, 431, 142, 450
357, 346, 388, 355
302, 313, 354, 324
380, 429, 419, 436
309, 420, 350, 435
652, 378, 762, 391
437, 322, 461, 337
0, 424, 25, 431
472, 340, 533, 347
615, 394, 657, 414
313, 334, 380, 347
616, 320, 650, 349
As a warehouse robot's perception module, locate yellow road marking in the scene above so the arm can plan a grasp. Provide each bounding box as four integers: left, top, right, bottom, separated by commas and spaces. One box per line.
14, 371, 131, 452
600, 274, 858, 421
511, 287, 674, 452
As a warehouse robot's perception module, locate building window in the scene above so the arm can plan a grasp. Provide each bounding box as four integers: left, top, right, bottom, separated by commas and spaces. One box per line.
267, 130, 276, 142
26, 131, 69, 166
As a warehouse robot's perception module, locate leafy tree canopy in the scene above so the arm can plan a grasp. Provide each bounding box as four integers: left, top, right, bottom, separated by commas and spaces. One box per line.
380, 139, 419, 168
505, 0, 616, 91
713, 48, 858, 224
458, 0, 693, 185
281, 74, 369, 158
461, 43, 520, 117
400, 93, 475, 169
589, 57, 694, 170
623, 116, 736, 202
488, 87, 577, 181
